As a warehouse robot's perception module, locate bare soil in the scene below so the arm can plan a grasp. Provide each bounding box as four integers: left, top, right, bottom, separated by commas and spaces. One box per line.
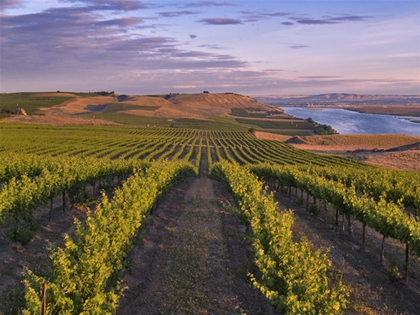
287, 134, 420, 149
254, 131, 292, 142
274, 188, 420, 315
117, 176, 277, 315
282, 134, 420, 171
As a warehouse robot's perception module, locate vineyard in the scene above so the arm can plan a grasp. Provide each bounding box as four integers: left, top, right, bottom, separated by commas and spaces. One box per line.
0, 121, 419, 314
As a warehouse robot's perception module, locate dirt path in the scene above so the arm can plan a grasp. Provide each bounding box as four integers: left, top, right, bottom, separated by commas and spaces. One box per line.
117, 174, 277, 314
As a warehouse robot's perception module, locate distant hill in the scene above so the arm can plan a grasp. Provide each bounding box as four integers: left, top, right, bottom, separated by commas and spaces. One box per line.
114, 92, 282, 119
1, 92, 285, 126
255, 93, 420, 106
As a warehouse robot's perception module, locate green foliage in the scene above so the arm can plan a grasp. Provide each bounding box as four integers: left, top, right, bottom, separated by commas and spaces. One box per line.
1, 121, 418, 314
0, 93, 75, 115
235, 118, 314, 130
103, 103, 159, 113
387, 258, 400, 282
314, 124, 338, 135
174, 118, 248, 130
2, 117, 419, 314
83, 112, 172, 126
23, 160, 196, 314
231, 108, 267, 118
10, 225, 37, 245
231, 108, 249, 116
0, 155, 147, 234
249, 163, 420, 257
0, 123, 364, 169
210, 162, 348, 314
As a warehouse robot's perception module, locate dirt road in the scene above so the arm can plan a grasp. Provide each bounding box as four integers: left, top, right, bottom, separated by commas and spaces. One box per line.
117, 175, 277, 314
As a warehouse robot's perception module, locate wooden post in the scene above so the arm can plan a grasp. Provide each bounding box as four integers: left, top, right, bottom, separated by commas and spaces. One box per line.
335, 208, 339, 231
41, 282, 47, 315
347, 214, 353, 236
404, 243, 409, 281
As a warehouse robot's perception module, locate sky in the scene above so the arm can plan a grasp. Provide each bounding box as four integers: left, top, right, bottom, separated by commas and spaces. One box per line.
1, 0, 419, 95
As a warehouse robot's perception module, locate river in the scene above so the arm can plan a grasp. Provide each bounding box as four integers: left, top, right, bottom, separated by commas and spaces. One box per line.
279, 107, 420, 136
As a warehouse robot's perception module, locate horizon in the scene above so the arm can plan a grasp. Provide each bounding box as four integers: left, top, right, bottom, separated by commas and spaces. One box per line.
1, 1, 419, 95
2, 91, 420, 97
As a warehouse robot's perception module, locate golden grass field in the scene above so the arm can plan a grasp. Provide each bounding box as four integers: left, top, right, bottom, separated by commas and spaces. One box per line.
278, 134, 420, 170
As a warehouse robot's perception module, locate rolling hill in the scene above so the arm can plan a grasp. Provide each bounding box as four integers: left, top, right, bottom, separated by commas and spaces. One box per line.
1, 92, 284, 125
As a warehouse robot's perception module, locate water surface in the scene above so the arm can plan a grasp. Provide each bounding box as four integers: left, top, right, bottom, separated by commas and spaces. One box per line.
280, 107, 420, 136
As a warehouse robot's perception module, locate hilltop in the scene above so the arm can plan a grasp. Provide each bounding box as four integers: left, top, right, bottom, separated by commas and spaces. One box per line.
109, 92, 281, 119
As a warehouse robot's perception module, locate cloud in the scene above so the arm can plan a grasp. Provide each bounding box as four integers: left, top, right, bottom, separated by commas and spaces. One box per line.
199, 44, 226, 50
298, 76, 341, 79
263, 69, 285, 72
239, 10, 371, 26
240, 10, 291, 23
62, 0, 154, 11
185, 1, 237, 7
0, 1, 246, 80
173, 85, 198, 89
266, 12, 289, 17
0, 0, 23, 11
240, 11, 265, 22
1, 9, 143, 42
329, 15, 372, 22
290, 45, 309, 49
296, 19, 338, 25
1, 1, 414, 95
159, 10, 199, 18
198, 18, 242, 25
96, 17, 144, 27
296, 15, 372, 25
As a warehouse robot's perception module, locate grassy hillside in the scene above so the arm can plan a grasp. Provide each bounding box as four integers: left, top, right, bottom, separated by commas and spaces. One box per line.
1, 92, 317, 135
0, 92, 77, 115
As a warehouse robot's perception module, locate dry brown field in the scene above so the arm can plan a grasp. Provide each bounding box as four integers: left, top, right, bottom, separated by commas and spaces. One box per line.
278, 134, 420, 170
